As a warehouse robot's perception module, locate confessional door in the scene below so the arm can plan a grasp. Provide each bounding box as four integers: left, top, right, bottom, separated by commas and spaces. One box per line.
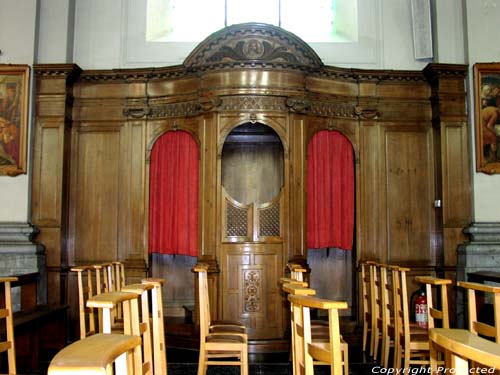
218, 120, 286, 340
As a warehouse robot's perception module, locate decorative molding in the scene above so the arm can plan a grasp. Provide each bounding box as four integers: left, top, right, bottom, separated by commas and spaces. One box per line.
184, 22, 323, 71
123, 106, 152, 119
309, 101, 357, 118
423, 63, 468, 84
122, 94, 366, 119
285, 97, 310, 113
354, 106, 379, 120
220, 95, 288, 112
149, 101, 201, 118
34, 64, 82, 84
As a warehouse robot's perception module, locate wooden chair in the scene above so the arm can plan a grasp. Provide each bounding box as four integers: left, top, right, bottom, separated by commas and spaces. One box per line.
86, 290, 138, 335
94, 263, 114, 294
393, 266, 430, 372
378, 264, 396, 368
86, 290, 144, 372
288, 294, 348, 375
0, 276, 18, 375
373, 263, 387, 362
360, 261, 375, 353
457, 281, 500, 342
194, 263, 248, 375
113, 261, 126, 291
415, 276, 452, 374
121, 283, 155, 375
142, 278, 167, 375
282, 283, 317, 375
415, 276, 452, 330
288, 263, 307, 283
71, 265, 98, 339
47, 333, 142, 375
368, 261, 380, 358
429, 328, 500, 374
113, 261, 126, 321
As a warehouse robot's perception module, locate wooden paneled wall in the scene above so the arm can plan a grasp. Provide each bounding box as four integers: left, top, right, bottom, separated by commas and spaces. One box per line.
31, 25, 471, 342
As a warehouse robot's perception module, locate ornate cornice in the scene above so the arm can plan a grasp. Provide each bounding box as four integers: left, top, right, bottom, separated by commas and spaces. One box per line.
423, 63, 468, 84
34, 64, 82, 84
183, 22, 324, 71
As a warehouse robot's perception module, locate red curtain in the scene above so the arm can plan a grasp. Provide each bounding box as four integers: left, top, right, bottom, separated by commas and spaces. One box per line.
307, 130, 354, 250
149, 131, 199, 256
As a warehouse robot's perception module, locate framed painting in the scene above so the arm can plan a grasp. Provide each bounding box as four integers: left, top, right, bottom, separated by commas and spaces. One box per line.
0, 64, 30, 176
474, 63, 500, 174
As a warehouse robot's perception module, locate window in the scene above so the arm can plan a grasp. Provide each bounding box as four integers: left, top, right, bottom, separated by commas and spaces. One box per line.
146, 0, 358, 44
124, 0, 377, 67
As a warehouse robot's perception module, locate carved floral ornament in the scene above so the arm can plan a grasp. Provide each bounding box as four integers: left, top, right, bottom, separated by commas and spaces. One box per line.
122, 95, 378, 120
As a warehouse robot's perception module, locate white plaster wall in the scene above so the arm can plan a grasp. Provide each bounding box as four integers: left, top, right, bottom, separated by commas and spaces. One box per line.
72, 0, 435, 70
465, 0, 500, 221
0, 1, 38, 222
73, 0, 123, 69
37, 0, 75, 63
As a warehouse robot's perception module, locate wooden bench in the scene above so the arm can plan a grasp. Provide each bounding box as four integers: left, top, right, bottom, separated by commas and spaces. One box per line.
0, 272, 68, 374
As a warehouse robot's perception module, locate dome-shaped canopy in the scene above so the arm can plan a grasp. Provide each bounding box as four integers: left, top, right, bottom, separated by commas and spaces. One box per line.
183, 22, 324, 71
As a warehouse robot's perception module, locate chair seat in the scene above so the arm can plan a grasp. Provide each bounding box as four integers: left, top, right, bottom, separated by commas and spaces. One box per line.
210, 324, 246, 334
206, 333, 247, 343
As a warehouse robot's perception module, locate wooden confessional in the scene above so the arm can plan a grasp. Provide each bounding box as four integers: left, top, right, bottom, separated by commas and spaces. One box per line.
31, 23, 471, 346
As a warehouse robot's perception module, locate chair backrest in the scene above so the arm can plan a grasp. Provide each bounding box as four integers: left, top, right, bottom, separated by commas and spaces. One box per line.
394, 266, 411, 350
121, 283, 154, 375
281, 283, 316, 375
0, 276, 18, 375
415, 276, 452, 329
288, 263, 306, 283
368, 261, 379, 356
94, 263, 114, 294
360, 261, 373, 322
142, 278, 167, 375
70, 265, 97, 339
113, 261, 126, 292
457, 281, 500, 342
288, 294, 348, 375
194, 263, 211, 339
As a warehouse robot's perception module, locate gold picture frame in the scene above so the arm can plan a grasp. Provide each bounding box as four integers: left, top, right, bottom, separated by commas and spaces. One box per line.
0, 64, 30, 176
474, 63, 500, 174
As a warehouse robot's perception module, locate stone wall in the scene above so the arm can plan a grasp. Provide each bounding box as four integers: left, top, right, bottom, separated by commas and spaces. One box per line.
0, 222, 46, 309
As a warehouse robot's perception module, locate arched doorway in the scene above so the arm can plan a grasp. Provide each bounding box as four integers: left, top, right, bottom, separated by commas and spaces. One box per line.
219, 121, 287, 339
306, 129, 355, 316
148, 130, 199, 316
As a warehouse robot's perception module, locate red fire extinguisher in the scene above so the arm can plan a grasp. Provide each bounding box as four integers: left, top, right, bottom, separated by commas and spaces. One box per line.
415, 290, 428, 329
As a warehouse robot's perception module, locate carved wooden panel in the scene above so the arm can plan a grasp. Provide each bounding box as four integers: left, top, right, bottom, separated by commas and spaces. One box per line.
221, 244, 283, 340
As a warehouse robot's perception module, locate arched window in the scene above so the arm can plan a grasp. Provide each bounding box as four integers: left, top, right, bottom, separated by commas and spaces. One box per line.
149, 131, 199, 256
